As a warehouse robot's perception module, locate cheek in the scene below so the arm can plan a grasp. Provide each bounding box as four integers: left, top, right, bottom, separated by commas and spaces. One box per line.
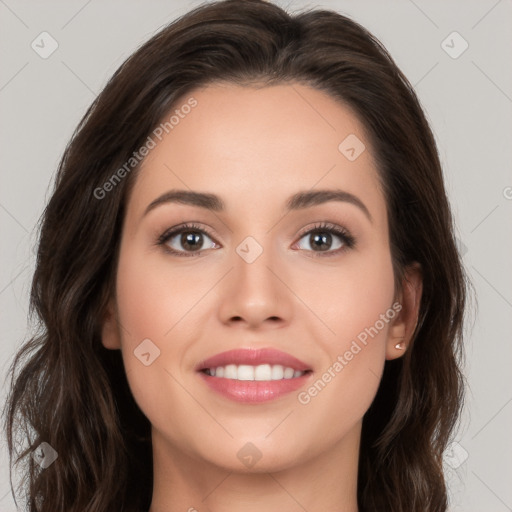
115, 244, 202, 342
295, 244, 395, 415
113, 246, 194, 421
295, 239, 395, 345
296, 300, 395, 450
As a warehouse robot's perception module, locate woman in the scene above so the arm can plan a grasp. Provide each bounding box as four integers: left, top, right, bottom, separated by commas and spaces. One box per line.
2, 0, 468, 510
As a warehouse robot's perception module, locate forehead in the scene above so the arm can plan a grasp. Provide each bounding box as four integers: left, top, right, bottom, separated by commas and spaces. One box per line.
127, 82, 385, 224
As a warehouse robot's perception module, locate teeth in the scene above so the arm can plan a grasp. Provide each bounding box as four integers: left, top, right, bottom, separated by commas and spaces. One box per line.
224, 364, 237, 379
271, 365, 284, 380
238, 365, 255, 380
205, 364, 306, 380
254, 364, 272, 381
283, 367, 294, 379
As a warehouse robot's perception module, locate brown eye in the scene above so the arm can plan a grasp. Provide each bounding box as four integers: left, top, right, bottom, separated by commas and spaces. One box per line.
158, 223, 218, 256
295, 222, 355, 256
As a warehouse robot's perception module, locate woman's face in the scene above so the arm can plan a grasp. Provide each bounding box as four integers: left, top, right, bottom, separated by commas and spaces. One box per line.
102, 83, 417, 473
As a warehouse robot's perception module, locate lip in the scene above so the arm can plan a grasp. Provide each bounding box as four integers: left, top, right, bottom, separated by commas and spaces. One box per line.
198, 372, 312, 403
195, 348, 313, 404
195, 348, 312, 372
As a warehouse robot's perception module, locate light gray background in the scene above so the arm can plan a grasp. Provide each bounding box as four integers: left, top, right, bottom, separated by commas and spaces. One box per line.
1, 1, 511, 510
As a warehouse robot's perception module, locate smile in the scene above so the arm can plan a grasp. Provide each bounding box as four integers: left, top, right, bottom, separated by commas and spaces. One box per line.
196, 347, 313, 403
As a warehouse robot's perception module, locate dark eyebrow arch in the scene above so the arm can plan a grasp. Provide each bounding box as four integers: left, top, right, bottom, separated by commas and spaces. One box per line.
144, 188, 372, 223
286, 189, 372, 223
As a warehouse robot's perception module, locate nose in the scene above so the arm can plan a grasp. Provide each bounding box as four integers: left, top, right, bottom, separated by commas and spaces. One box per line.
217, 239, 294, 330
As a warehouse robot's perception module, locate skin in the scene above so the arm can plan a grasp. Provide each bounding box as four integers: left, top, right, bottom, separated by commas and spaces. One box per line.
101, 83, 422, 512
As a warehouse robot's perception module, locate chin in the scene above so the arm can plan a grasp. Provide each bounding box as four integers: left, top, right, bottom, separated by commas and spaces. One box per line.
197, 438, 308, 474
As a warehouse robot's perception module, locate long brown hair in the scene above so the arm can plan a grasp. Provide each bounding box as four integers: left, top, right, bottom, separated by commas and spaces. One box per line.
2, 1, 468, 510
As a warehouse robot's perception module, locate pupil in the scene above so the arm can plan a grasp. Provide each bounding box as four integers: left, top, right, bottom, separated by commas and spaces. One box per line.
312, 232, 331, 251
182, 231, 202, 250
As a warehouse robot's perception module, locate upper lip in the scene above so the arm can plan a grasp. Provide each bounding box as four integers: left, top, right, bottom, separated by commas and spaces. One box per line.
196, 348, 312, 372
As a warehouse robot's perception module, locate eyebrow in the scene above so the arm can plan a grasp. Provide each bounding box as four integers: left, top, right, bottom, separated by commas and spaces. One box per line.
143, 188, 372, 223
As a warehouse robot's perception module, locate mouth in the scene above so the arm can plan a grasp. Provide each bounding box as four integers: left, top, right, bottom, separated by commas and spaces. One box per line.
195, 348, 313, 403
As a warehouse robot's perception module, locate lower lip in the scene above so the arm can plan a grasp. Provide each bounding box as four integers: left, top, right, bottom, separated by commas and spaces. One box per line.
198, 372, 312, 403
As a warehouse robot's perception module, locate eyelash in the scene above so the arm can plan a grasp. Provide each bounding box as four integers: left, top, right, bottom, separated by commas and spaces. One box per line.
156, 221, 356, 258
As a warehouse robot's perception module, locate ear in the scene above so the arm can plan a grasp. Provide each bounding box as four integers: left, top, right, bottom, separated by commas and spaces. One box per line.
100, 298, 122, 350
386, 263, 423, 360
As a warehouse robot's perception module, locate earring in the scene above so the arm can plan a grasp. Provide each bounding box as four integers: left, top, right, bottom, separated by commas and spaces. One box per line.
394, 341, 406, 350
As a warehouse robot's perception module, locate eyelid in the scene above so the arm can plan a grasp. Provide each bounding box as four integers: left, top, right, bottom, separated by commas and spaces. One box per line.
157, 221, 217, 245
296, 221, 348, 239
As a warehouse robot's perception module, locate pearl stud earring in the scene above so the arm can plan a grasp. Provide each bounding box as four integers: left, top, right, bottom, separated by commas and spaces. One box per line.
394, 341, 405, 350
